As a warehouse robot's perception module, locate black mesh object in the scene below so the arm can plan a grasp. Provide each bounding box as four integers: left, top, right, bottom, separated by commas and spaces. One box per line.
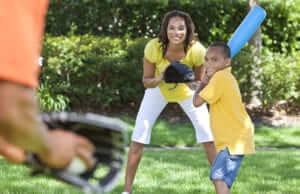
25, 112, 127, 194
164, 61, 195, 83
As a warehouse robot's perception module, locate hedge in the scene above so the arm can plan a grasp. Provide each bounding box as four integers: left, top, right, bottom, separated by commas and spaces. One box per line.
39, 35, 147, 112
39, 0, 300, 112
38, 35, 300, 112
46, 0, 299, 53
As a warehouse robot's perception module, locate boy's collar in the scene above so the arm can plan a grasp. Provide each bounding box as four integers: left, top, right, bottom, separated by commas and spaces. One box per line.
218, 65, 231, 72
207, 65, 231, 81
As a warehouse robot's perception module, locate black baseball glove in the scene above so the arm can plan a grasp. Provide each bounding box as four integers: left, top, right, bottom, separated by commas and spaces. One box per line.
25, 112, 127, 193
163, 61, 195, 83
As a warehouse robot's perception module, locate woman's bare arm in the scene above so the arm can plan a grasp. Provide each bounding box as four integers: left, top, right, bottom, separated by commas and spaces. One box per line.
142, 58, 163, 88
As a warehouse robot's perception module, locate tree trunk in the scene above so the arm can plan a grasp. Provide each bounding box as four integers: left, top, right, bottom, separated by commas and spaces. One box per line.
248, 0, 262, 108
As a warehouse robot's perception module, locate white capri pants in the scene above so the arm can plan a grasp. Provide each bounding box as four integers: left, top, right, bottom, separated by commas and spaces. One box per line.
131, 87, 214, 144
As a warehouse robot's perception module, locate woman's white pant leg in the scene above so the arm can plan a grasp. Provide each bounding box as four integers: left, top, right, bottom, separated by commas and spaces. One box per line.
178, 96, 214, 143
131, 87, 167, 144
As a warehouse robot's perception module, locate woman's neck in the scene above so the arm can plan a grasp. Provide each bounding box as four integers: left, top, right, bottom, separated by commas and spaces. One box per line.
167, 42, 184, 52
164, 43, 186, 62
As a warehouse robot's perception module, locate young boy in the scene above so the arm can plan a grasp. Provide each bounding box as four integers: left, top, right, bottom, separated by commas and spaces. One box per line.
193, 42, 255, 194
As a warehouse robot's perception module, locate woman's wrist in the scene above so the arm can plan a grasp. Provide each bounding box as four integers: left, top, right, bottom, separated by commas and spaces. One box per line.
157, 74, 164, 83
152, 76, 163, 87
143, 76, 163, 88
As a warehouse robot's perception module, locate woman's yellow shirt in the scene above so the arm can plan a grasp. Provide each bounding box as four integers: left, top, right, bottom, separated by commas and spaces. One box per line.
144, 38, 206, 102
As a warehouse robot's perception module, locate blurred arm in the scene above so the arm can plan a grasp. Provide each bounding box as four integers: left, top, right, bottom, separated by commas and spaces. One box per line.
0, 82, 95, 169
0, 82, 51, 156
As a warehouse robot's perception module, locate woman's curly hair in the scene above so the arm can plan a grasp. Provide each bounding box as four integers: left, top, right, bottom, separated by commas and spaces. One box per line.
158, 10, 196, 57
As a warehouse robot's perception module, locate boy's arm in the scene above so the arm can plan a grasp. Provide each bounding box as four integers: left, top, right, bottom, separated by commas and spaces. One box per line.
194, 65, 229, 107
193, 74, 210, 107
193, 82, 208, 107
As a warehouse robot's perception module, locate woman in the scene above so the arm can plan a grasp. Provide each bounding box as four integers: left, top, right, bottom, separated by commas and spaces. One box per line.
122, 10, 216, 194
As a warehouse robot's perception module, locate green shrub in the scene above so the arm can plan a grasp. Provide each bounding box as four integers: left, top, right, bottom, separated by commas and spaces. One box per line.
39, 35, 146, 111
231, 46, 256, 103
39, 35, 300, 112
232, 49, 300, 109
46, 0, 299, 52
37, 83, 70, 112
261, 0, 300, 52
259, 50, 300, 108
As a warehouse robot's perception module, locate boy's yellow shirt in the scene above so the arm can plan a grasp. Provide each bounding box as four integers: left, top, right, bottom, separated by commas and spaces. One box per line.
199, 67, 255, 155
144, 38, 206, 102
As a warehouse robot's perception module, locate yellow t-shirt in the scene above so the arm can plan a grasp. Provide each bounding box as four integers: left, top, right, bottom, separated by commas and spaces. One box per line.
199, 67, 255, 155
144, 38, 206, 102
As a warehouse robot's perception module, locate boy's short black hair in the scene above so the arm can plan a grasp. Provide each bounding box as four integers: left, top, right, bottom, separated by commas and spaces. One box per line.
209, 42, 231, 58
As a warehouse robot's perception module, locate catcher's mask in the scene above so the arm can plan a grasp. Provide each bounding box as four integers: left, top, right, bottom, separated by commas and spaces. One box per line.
163, 61, 195, 83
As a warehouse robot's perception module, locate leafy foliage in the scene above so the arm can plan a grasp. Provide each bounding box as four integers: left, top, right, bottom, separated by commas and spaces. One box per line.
39, 35, 146, 111
261, 0, 300, 52
39, 35, 300, 112
39, 0, 300, 112
46, 0, 299, 52
37, 83, 70, 112
259, 50, 300, 108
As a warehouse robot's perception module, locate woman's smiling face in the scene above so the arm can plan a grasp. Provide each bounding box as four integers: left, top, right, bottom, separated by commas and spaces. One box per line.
167, 16, 187, 45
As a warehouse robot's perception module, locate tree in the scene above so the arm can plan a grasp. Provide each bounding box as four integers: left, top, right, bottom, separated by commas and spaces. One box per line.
248, 0, 262, 108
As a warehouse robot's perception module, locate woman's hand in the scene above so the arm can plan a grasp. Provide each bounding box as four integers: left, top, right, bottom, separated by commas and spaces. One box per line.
143, 58, 169, 88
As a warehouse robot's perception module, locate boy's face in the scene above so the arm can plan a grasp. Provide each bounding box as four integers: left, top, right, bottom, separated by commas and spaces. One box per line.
204, 47, 231, 77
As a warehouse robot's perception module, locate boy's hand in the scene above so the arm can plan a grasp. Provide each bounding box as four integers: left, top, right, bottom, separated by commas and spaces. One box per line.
194, 73, 211, 94
202, 73, 211, 85
186, 81, 201, 90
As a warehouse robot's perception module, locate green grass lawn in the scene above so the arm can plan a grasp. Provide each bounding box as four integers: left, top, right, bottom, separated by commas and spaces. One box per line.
0, 117, 299, 194
121, 116, 300, 148
0, 149, 299, 194
255, 125, 300, 148
112, 149, 300, 194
